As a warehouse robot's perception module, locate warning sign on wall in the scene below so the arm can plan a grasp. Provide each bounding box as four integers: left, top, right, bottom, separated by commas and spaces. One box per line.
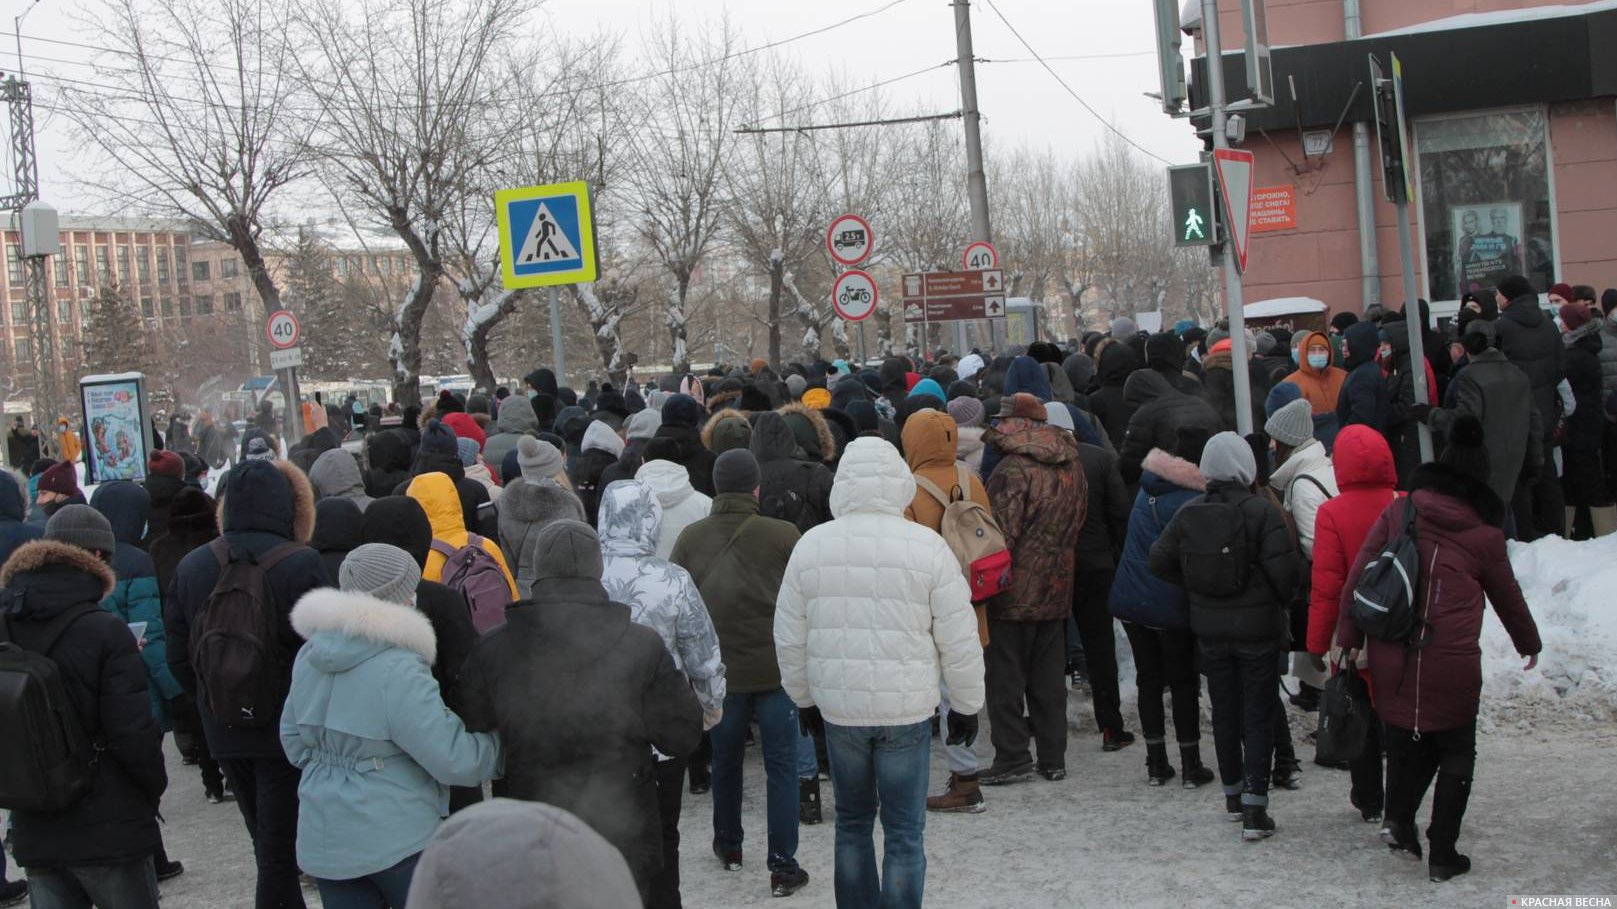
1251, 186, 1297, 233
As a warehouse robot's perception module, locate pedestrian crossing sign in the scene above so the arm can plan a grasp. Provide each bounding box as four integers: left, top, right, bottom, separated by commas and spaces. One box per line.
496, 180, 598, 289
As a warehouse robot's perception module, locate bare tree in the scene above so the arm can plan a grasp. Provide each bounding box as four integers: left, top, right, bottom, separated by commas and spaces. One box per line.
295, 0, 531, 405
1071, 131, 1176, 324
621, 19, 743, 376
61, 0, 310, 326
884, 119, 968, 357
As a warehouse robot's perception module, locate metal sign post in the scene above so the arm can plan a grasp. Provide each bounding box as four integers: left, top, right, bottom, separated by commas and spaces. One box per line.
265, 311, 303, 443
1371, 51, 1433, 463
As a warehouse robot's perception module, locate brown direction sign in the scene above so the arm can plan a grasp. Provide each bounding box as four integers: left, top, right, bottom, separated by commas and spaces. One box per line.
901, 269, 1006, 324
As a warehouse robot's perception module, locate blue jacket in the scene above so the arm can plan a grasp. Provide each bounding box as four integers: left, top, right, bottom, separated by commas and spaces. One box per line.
1109, 449, 1205, 629
91, 481, 182, 730
0, 471, 42, 567
1335, 322, 1391, 435
281, 588, 500, 880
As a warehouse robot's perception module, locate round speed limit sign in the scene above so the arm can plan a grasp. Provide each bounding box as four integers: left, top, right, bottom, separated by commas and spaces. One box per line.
963, 241, 999, 270
266, 310, 301, 349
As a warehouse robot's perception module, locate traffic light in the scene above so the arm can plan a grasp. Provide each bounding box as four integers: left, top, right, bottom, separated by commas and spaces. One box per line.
1168, 163, 1218, 247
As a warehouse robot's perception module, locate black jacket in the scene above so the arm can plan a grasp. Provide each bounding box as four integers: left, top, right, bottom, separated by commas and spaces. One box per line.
0, 470, 42, 568
1336, 321, 1392, 436
652, 423, 718, 498
750, 412, 833, 533
1088, 343, 1141, 443
1495, 293, 1565, 441
455, 577, 701, 887
0, 541, 167, 867
1383, 327, 1426, 485
1146, 480, 1299, 644
140, 473, 186, 550
1118, 370, 1224, 485
363, 429, 414, 499
287, 426, 339, 474
309, 497, 364, 581
167, 459, 329, 758
1075, 443, 1130, 574
1199, 354, 1267, 434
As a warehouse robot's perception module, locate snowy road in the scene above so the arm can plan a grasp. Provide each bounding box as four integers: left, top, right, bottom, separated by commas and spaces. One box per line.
96, 697, 1617, 909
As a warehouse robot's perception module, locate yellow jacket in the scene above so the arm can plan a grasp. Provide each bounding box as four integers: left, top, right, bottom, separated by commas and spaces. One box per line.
405, 472, 517, 597
56, 424, 81, 463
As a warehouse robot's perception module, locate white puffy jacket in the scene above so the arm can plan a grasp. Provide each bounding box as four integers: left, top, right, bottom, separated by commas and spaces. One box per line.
774, 437, 985, 727
635, 458, 712, 559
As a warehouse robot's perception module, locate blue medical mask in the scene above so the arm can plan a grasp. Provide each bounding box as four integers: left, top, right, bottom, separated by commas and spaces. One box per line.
1291, 348, 1300, 365
1307, 352, 1329, 370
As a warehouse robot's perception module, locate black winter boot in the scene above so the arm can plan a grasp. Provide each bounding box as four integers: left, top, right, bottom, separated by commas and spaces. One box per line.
1145, 742, 1174, 786
1428, 850, 1472, 882
1240, 804, 1276, 841
1179, 743, 1215, 789
1426, 772, 1473, 881
799, 779, 822, 825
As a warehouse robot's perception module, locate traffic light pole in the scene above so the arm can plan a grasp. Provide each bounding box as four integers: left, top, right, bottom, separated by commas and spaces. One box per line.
1200, 0, 1255, 436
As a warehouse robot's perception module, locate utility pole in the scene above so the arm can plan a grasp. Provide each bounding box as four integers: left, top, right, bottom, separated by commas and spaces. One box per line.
953, 0, 994, 354
1199, 0, 1256, 436
547, 285, 567, 387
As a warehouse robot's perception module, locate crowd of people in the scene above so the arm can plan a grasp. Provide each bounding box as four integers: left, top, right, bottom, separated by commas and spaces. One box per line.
2, 273, 1581, 908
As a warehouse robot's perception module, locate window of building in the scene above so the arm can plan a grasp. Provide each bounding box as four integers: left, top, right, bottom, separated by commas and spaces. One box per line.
13, 337, 28, 361
192, 260, 210, 282
57, 300, 71, 322
6, 245, 21, 285
10, 301, 23, 322
59, 338, 72, 363
136, 245, 150, 283
141, 297, 154, 318
1416, 108, 1554, 302
194, 293, 212, 315
156, 249, 170, 282
220, 258, 238, 279
53, 256, 68, 287
116, 245, 130, 281
348, 256, 364, 277
224, 291, 242, 311
335, 257, 348, 278
160, 298, 173, 317
95, 246, 110, 283
75, 245, 89, 284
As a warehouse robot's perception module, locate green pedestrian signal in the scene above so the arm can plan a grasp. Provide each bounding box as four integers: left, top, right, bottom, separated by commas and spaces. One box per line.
1168, 163, 1217, 248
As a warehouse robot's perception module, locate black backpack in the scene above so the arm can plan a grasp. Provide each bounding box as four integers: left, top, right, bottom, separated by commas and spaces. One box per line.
190, 540, 300, 729
0, 600, 102, 811
1349, 498, 1430, 646
1172, 499, 1252, 598
761, 465, 823, 533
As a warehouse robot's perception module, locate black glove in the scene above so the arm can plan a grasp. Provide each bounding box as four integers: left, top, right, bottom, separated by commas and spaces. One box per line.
945, 710, 979, 748
1308, 653, 1327, 674
1408, 403, 1433, 424
798, 705, 825, 739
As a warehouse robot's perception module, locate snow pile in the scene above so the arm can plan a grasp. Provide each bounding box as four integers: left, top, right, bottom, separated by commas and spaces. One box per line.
1482, 534, 1617, 729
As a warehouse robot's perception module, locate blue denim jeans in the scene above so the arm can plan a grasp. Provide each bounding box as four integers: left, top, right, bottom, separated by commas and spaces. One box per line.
824, 720, 931, 909
1201, 641, 1280, 807
798, 726, 819, 780
313, 852, 420, 909
710, 688, 802, 872
24, 859, 159, 909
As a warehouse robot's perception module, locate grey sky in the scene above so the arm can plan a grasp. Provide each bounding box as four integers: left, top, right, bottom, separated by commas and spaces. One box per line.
5, 0, 1203, 212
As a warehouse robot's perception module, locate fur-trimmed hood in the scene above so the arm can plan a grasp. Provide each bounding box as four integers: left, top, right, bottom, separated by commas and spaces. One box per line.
701, 409, 752, 453
705, 389, 743, 415
291, 587, 437, 667
217, 459, 316, 543
1141, 448, 1206, 493
0, 539, 117, 598
778, 402, 837, 463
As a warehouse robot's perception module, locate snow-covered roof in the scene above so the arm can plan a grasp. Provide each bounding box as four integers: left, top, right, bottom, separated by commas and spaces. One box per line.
1244, 296, 1326, 318
79, 372, 146, 383
1366, 0, 1617, 38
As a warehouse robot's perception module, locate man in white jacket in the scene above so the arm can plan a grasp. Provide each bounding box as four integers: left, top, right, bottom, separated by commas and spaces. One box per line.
774, 437, 985, 909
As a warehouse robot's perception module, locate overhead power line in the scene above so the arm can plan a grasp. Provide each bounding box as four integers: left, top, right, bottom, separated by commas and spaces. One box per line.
736, 110, 962, 135
978, 0, 1173, 165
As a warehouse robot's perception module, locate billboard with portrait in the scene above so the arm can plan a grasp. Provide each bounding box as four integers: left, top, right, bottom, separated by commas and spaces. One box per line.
80, 373, 152, 484
1451, 202, 1524, 297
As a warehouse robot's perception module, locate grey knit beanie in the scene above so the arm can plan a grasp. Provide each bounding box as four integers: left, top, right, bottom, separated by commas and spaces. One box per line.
517, 436, 565, 481
456, 437, 480, 468
1264, 397, 1314, 448
712, 449, 760, 495
946, 396, 985, 429
785, 375, 807, 400
44, 504, 117, 556
1200, 431, 1257, 486
339, 543, 422, 605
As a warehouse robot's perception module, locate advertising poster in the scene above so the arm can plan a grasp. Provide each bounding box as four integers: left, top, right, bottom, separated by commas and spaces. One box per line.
1452, 203, 1524, 296
80, 374, 150, 484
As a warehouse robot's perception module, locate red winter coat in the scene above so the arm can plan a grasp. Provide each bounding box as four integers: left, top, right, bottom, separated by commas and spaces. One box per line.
1307, 426, 1401, 656
1336, 462, 1542, 733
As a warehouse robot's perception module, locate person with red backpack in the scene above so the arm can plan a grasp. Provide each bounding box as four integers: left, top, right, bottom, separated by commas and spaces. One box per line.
168, 459, 330, 909
406, 472, 517, 634
0, 506, 166, 909
901, 409, 994, 812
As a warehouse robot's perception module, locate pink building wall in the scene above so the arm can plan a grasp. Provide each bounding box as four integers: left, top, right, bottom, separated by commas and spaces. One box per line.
1204, 0, 1617, 313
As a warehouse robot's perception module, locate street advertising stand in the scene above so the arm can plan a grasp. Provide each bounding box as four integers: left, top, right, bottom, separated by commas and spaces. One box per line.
80, 372, 154, 484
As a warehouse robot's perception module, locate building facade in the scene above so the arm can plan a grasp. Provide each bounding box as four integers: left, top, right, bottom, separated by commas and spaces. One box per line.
1187, 0, 1617, 317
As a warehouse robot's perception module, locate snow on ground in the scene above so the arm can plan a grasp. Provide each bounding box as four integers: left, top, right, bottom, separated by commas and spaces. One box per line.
1484, 535, 1617, 730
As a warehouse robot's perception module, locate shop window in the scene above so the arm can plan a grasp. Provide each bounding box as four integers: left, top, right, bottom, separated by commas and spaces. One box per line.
1417, 108, 1554, 301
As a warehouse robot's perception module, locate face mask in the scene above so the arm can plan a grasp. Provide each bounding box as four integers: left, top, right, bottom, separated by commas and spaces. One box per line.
1378, 344, 1393, 362
1291, 348, 1300, 365
1307, 352, 1329, 370
527, 390, 538, 400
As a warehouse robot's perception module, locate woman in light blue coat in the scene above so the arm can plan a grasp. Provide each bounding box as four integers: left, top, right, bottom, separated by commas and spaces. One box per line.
280, 543, 500, 909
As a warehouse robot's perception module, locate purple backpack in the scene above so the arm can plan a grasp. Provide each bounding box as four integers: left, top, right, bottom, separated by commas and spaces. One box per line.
430, 535, 513, 634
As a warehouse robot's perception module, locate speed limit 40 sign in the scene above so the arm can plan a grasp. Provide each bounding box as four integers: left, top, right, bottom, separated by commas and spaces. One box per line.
266, 310, 301, 349
962, 241, 999, 270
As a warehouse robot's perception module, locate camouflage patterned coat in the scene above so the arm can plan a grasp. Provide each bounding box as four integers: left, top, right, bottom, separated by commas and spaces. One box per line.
984, 395, 1088, 622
